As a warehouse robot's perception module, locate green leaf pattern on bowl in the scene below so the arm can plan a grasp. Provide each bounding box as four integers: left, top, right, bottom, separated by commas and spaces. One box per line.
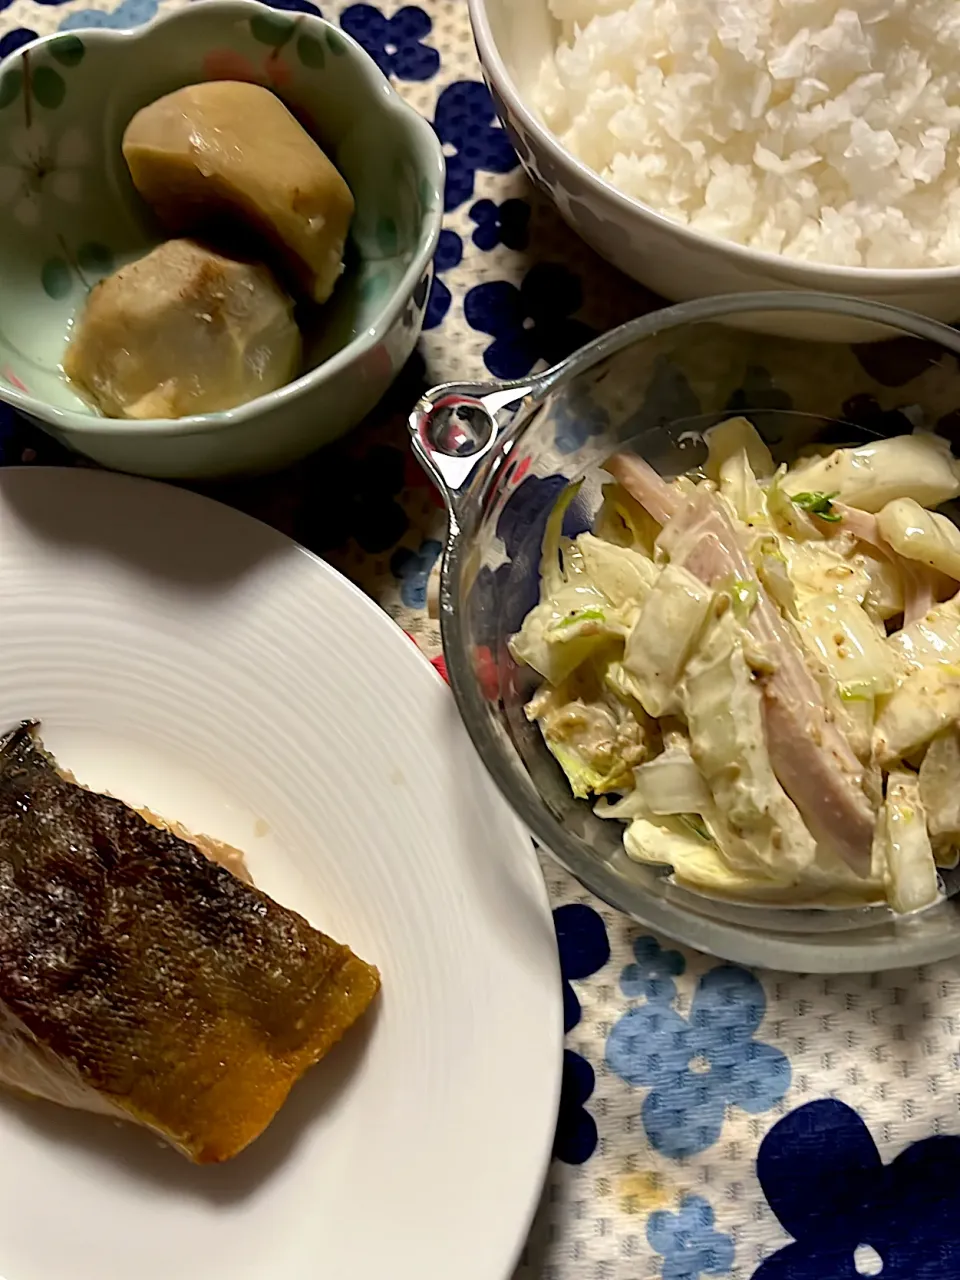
0, 39, 86, 119
32, 66, 67, 111
40, 256, 71, 300
359, 266, 391, 306
376, 215, 398, 257
296, 33, 325, 68
326, 28, 348, 56
251, 15, 344, 64
40, 241, 115, 298
0, 70, 22, 110
249, 13, 294, 47
47, 36, 85, 69
0, 31, 118, 316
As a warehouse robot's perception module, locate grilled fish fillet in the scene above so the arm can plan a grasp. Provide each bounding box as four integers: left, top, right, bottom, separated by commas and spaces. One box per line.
0, 722, 380, 1163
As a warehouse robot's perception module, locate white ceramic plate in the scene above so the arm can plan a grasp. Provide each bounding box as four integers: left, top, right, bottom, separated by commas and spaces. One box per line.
0, 468, 562, 1280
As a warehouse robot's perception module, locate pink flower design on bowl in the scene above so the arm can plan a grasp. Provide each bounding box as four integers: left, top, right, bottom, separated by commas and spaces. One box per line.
201, 47, 293, 91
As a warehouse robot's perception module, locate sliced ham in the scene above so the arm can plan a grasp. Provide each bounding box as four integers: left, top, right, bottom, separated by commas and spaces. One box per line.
604, 453, 682, 527
606, 454, 877, 873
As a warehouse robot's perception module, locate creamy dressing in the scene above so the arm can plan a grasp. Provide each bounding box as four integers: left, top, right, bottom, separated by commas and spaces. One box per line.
511, 419, 960, 914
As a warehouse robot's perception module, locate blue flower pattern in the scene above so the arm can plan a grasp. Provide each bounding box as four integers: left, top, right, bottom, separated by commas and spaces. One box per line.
469, 197, 531, 251
725, 365, 794, 418
555, 1048, 598, 1167
648, 1195, 735, 1280
724, 366, 795, 447
840, 392, 918, 443
0, 26, 36, 54
188, 0, 324, 11
60, 0, 157, 29
390, 538, 441, 609
615, 355, 701, 445
466, 470, 584, 650
433, 80, 518, 211
553, 904, 609, 1166
340, 4, 439, 81
754, 1100, 960, 1279
556, 902, 610, 1034
255, 0, 324, 12
619, 934, 684, 1002
552, 382, 611, 454
423, 228, 461, 331
464, 262, 596, 379
606, 944, 790, 1159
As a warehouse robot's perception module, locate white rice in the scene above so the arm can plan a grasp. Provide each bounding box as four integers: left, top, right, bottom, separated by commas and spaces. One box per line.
533, 0, 960, 268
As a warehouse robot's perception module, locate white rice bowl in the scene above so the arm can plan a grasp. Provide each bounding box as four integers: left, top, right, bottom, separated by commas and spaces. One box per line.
534, 0, 960, 269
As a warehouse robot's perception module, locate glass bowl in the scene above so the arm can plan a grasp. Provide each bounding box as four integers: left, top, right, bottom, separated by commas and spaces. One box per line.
409, 292, 960, 972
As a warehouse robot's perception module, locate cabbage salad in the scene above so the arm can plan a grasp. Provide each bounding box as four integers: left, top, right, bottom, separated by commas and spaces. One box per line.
510, 419, 960, 912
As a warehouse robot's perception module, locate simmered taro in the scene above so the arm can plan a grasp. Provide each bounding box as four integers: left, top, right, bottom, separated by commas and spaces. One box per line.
123, 81, 355, 305
63, 238, 301, 419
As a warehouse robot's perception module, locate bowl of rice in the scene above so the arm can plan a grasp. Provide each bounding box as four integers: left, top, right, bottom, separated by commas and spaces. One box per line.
469, 0, 960, 339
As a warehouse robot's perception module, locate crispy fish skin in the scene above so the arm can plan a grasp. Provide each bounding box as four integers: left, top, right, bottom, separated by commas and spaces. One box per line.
0, 722, 380, 1164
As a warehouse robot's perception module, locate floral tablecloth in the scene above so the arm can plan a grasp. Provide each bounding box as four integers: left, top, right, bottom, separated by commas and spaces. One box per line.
2, 2, 960, 1278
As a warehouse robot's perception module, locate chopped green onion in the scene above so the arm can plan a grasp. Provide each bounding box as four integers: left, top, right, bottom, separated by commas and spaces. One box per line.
555, 606, 606, 629
791, 491, 841, 522
679, 814, 710, 841
757, 535, 787, 564
839, 682, 873, 702
718, 575, 758, 619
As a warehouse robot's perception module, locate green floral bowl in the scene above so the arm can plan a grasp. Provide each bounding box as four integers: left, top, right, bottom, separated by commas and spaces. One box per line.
0, 0, 444, 478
